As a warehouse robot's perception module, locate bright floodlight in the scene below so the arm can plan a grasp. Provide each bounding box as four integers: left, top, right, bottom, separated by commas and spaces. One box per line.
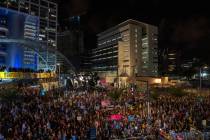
154, 78, 161, 84
202, 73, 207, 77
79, 76, 84, 81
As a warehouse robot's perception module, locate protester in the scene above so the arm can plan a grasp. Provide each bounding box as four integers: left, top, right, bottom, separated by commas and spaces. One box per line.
0, 86, 209, 139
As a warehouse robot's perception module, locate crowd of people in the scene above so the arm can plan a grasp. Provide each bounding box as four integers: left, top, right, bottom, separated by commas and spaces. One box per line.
0, 86, 210, 139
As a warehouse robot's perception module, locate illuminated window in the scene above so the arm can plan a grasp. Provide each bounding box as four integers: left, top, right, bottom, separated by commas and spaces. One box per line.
168, 58, 176, 60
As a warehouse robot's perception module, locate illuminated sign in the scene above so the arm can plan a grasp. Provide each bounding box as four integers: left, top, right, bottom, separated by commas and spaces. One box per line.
0, 72, 56, 79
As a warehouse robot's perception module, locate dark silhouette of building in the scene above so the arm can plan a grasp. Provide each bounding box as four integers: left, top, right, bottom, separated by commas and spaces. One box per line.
159, 48, 181, 77
57, 16, 84, 71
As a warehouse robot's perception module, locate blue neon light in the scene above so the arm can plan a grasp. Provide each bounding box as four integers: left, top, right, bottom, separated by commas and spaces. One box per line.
0, 7, 39, 70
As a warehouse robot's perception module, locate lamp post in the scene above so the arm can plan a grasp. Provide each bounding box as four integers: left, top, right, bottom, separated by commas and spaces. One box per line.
199, 67, 202, 90
139, 80, 150, 123
117, 65, 119, 88
57, 63, 61, 88
145, 81, 150, 123
199, 66, 208, 90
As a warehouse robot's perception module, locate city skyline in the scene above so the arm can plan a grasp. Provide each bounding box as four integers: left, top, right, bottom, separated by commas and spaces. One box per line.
56, 0, 210, 66
0, 0, 209, 76
0, 1, 210, 139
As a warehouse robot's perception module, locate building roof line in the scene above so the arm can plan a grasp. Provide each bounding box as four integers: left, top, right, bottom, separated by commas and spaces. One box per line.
97, 19, 149, 37
0, 7, 39, 18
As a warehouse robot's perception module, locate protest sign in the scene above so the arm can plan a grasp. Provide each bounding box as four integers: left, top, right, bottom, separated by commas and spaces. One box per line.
101, 100, 110, 107
77, 116, 82, 121
109, 114, 123, 121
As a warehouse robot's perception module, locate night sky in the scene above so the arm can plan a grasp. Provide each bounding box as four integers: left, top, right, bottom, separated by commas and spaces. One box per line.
56, 0, 210, 63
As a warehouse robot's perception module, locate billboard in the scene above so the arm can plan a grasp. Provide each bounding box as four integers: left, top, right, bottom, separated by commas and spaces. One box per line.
0, 72, 56, 79
0, 7, 39, 70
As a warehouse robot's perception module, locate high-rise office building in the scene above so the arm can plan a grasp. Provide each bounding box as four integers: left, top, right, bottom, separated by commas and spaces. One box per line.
0, 7, 39, 69
57, 29, 84, 70
0, 14, 9, 65
57, 16, 84, 71
91, 19, 158, 83
0, 0, 57, 70
159, 48, 181, 76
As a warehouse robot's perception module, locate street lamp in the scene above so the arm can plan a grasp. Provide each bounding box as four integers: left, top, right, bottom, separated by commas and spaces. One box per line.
138, 80, 150, 123
199, 66, 208, 90
116, 65, 119, 88
57, 63, 61, 88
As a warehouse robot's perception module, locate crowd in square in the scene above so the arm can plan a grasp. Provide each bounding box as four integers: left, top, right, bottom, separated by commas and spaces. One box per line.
0, 86, 210, 139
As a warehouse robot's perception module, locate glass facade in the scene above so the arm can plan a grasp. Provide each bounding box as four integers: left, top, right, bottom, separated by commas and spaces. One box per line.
0, 7, 39, 69
23, 15, 39, 69
141, 37, 149, 70
0, 0, 58, 71
0, 14, 8, 65
92, 45, 118, 71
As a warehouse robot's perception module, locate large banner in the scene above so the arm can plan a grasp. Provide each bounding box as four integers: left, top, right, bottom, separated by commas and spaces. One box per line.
0, 72, 56, 79
109, 114, 123, 121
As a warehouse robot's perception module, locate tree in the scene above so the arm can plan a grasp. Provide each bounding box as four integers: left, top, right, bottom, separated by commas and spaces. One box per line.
108, 89, 122, 101
182, 68, 196, 80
